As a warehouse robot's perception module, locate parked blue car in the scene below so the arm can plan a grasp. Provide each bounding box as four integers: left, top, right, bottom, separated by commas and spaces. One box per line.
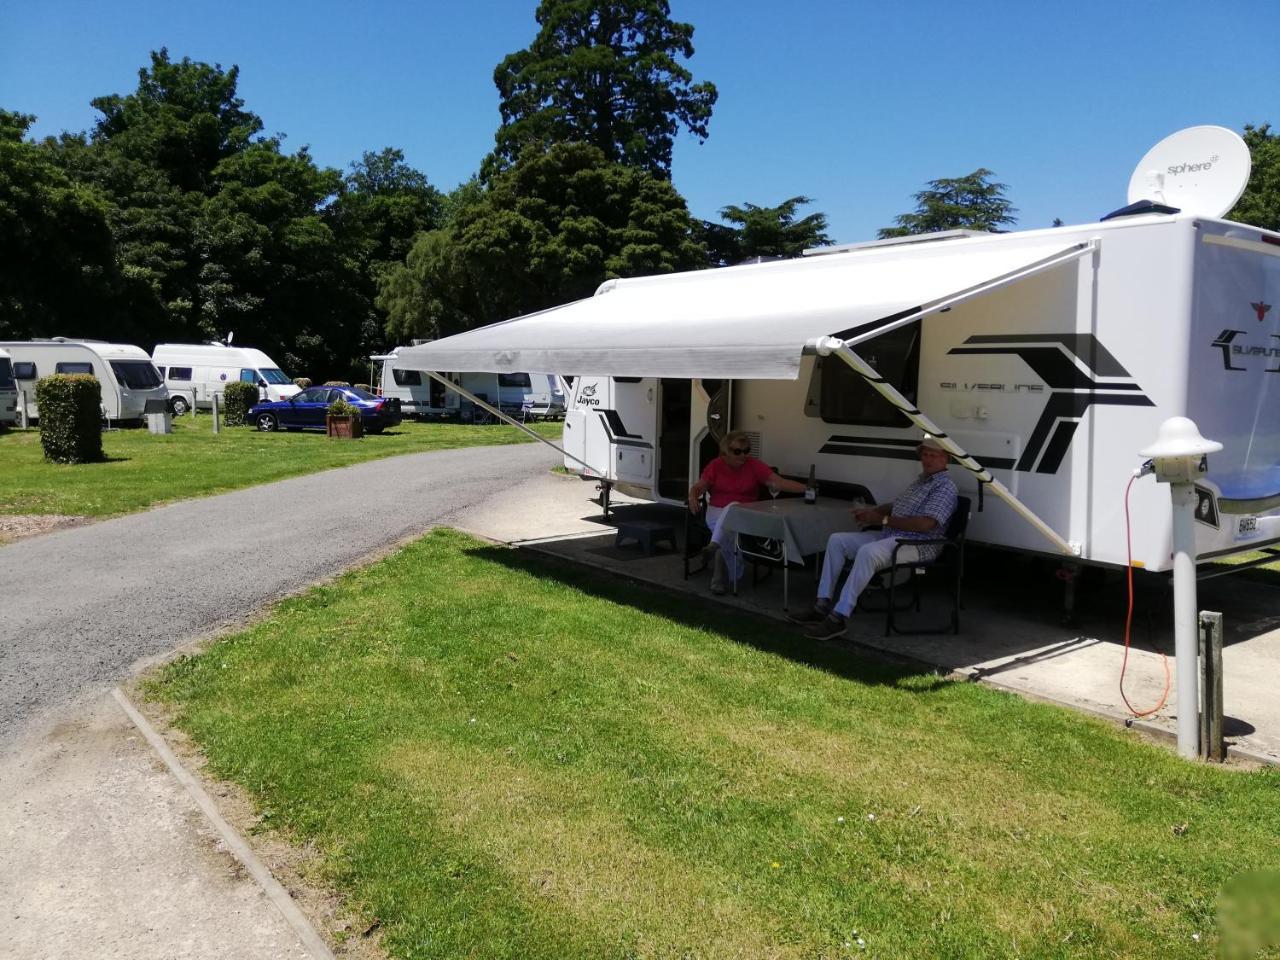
249, 386, 402, 434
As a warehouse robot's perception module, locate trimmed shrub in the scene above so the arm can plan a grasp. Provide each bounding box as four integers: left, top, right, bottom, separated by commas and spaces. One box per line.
223, 381, 259, 426
35, 374, 103, 464
328, 395, 360, 418
293, 377, 312, 390
323, 380, 352, 387
354, 383, 371, 392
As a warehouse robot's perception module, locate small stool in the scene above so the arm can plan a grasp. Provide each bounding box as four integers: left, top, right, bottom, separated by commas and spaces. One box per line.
614, 519, 677, 556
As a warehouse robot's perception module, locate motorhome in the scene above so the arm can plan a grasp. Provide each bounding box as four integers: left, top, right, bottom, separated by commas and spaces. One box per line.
152, 342, 300, 414
373, 349, 565, 420
0, 339, 168, 424
0, 347, 17, 427
394, 128, 1279, 576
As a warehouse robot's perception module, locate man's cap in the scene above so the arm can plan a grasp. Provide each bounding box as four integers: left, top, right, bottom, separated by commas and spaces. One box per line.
918, 435, 945, 452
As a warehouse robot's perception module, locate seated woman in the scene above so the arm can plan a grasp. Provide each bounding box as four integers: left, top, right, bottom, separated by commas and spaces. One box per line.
686, 430, 806, 595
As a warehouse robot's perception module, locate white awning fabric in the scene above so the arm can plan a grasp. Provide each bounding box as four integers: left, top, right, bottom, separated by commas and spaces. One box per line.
396, 236, 1091, 380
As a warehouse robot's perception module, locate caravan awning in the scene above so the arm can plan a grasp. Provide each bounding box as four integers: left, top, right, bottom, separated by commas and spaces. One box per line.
396, 236, 1092, 379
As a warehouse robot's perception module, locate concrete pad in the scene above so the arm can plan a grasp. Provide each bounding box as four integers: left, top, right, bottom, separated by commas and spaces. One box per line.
513, 491, 1280, 766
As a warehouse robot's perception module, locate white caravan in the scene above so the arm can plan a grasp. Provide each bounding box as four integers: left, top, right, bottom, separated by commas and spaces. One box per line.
0, 347, 17, 426
371, 349, 457, 417
373, 349, 566, 419
393, 127, 1279, 574
0, 338, 168, 423
152, 342, 300, 414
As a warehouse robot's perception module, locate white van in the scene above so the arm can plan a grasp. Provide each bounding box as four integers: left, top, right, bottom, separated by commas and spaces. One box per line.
152, 342, 300, 414
0, 347, 17, 426
0, 338, 168, 423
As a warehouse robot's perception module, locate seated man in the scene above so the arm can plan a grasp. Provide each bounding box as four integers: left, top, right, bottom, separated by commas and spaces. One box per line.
792, 435, 958, 639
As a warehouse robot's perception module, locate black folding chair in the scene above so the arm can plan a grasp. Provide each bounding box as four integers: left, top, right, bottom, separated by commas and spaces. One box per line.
859, 495, 971, 635
683, 493, 712, 578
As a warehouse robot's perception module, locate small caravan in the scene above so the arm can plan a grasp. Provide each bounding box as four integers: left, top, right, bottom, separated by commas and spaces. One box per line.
152, 342, 300, 414
394, 127, 1279, 574
0, 338, 168, 423
373, 348, 565, 420
0, 347, 17, 426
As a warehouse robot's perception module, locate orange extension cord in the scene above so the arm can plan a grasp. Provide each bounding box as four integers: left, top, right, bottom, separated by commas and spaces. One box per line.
1119, 472, 1171, 717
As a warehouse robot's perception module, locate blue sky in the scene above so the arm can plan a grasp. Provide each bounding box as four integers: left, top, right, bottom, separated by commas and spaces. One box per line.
2, 0, 1276, 242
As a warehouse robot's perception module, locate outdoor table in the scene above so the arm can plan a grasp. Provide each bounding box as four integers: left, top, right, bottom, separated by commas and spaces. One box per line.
719, 498, 864, 609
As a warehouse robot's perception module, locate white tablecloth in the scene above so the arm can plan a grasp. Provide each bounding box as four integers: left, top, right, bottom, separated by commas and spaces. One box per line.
719, 499, 863, 561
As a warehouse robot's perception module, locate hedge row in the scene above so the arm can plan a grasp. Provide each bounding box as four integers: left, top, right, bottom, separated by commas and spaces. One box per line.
223, 381, 259, 426
35, 374, 103, 464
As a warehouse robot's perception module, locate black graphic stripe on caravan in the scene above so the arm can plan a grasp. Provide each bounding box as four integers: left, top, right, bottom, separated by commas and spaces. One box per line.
946, 334, 1154, 474
820, 434, 1016, 470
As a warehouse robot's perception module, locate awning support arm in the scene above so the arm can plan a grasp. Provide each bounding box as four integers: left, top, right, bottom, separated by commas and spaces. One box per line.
422, 371, 604, 475
818, 339, 1076, 556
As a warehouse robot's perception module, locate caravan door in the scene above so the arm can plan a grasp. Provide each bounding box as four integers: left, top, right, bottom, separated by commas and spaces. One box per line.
606, 378, 658, 487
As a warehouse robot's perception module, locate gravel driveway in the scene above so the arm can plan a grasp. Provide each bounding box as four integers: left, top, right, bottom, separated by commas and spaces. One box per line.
0, 442, 559, 750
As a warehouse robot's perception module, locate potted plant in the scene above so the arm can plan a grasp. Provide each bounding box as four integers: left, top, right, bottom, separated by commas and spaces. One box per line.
326, 395, 363, 438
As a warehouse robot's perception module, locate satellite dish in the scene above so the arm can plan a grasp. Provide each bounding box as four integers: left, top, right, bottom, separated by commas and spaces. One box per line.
1126, 126, 1251, 218
226, 330, 234, 345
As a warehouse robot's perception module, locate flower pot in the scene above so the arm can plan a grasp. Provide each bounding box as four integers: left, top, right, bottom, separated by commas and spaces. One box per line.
326, 414, 363, 438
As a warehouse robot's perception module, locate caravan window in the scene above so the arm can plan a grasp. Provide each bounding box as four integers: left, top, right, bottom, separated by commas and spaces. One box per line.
810, 322, 920, 427
13, 362, 36, 380
109, 360, 162, 389
392, 368, 422, 386
167, 366, 193, 381
498, 373, 531, 388
56, 362, 94, 375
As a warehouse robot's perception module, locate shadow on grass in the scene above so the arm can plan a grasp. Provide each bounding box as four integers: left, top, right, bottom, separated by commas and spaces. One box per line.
465, 542, 952, 695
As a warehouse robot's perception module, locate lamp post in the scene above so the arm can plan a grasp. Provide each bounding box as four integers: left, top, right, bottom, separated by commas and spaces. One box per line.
1138, 417, 1222, 759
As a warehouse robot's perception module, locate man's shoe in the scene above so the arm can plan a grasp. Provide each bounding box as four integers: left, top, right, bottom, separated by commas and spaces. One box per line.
786, 599, 832, 624
710, 551, 728, 595
803, 612, 847, 641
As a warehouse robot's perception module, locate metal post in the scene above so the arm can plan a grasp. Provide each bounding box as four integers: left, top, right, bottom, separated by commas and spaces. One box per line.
1199, 611, 1225, 762
17, 387, 28, 429
211, 392, 221, 435
1170, 482, 1199, 758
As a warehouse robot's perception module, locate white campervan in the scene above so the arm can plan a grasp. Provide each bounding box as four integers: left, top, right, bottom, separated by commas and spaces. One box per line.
152, 342, 300, 414
0, 347, 17, 427
0, 338, 168, 423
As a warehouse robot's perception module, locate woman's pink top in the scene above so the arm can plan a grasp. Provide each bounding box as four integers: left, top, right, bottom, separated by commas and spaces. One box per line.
700, 455, 772, 508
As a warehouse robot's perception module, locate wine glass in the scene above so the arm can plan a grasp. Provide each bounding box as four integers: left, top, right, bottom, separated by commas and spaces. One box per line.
767, 480, 781, 509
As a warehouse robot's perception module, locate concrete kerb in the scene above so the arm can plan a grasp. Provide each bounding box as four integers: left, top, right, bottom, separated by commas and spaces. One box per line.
112, 688, 336, 960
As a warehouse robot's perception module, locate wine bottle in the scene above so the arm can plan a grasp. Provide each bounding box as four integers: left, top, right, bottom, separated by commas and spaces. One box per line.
804, 463, 817, 505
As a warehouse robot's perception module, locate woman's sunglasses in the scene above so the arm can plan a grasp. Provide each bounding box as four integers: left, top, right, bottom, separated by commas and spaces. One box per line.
728, 446, 750, 455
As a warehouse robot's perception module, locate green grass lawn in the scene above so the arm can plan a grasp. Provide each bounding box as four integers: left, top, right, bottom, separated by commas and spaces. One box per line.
0, 418, 563, 518
146, 529, 1280, 960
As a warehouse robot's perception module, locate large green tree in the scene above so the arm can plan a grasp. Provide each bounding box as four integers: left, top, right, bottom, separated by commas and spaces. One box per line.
698, 195, 831, 266
1229, 123, 1280, 232
878, 168, 1017, 238
380, 141, 706, 341
492, 0, 717, 177
0, 112, 124, 340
